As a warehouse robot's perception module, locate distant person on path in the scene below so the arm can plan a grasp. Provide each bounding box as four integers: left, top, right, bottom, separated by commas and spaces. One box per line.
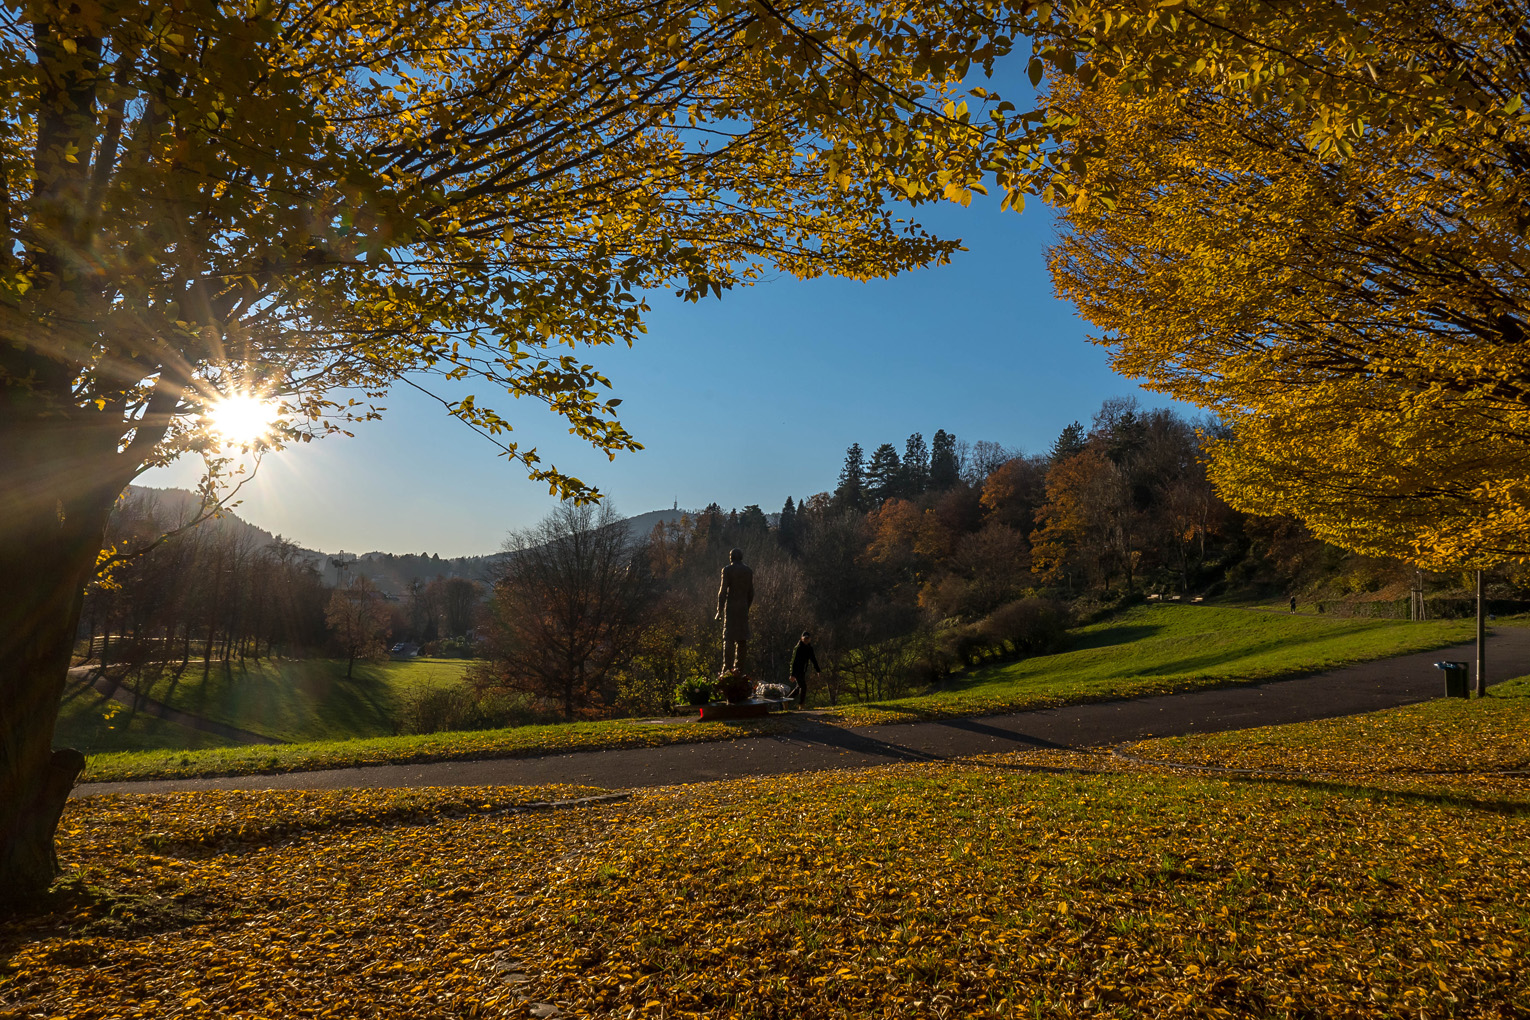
1290, 596, 1297, 613
789, 631, 820, 709
716, 547, 754, 672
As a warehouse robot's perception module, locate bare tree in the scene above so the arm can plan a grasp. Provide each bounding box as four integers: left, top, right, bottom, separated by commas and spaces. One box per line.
477, 503, 653, 719
325, 576, 390, 679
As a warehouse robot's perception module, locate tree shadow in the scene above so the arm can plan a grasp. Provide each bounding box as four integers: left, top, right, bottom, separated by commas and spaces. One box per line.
772, 718, 951, 764
1195, 771, 1530, 818
932, 717, 1072, 751
774, 716, 1071, 764
0, 876, 240, 960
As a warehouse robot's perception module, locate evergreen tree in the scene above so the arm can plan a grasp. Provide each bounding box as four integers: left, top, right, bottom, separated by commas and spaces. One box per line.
930, 429, 960, 489
778, 497, 798, 551
740, 504, 769, 532
1049, 421, 1087, 464
902, 433, 930, 496
834, 443, 867, 512
866, 443, 904, 505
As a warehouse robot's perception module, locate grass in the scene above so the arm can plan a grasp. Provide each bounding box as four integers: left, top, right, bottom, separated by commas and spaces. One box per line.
54, 678, 240, 754
71, 604, 1477, 782
1123, 673, 1530, 775
79, 715, 790, 783
12, 734, 1530, 1018
823, 602, 1474, 725
95, 657, 470, 743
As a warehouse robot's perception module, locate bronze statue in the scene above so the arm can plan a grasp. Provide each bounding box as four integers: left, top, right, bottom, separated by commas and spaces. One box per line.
715, 547, 754, 672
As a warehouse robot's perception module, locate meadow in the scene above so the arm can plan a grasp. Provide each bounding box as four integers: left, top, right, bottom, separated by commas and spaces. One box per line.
70, 604, 1477, 783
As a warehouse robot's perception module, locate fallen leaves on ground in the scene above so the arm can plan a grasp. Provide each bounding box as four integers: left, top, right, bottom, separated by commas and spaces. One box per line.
1124, 676, 1530, 777
7, 754, 1530, 1019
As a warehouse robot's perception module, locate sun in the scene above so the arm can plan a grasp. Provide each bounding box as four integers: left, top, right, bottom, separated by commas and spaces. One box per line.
206, 393, 280, 446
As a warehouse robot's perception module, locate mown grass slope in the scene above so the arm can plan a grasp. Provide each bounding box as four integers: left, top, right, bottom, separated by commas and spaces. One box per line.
57, 658, 471, 752
72, 604, 1478, 781
828, 603, 1474, 725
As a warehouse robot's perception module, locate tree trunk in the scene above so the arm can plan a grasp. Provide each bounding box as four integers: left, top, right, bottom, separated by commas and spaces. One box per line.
0, 457, 120, 905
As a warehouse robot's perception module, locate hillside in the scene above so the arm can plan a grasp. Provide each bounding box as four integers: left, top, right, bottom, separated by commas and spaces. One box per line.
123, 486, 691, 594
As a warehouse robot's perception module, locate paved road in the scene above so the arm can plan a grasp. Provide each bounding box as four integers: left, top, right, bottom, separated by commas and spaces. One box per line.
75, 628, 1530, 797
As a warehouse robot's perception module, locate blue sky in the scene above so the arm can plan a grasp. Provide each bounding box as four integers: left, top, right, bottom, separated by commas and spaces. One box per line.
143, 195, 1177, 557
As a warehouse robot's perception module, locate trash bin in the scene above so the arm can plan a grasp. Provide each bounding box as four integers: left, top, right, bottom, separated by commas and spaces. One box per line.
1434, 661, 1470, 698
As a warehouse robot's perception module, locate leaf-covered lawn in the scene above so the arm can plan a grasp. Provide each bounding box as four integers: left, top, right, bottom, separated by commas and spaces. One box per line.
826, 604, 1474, 725
1123, 675, 1530, 776
9, 750, 1529, 1018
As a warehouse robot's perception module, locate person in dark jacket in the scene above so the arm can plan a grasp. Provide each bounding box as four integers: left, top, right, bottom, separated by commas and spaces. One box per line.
789, 631, 820, 709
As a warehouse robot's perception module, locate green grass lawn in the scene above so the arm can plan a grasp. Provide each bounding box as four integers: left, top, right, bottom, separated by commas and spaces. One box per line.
826, 603, 1474, 725
53, 677, 240, 754
72, 605, 1479, 782
79, 715, 789, 783
119, 657, 471, 742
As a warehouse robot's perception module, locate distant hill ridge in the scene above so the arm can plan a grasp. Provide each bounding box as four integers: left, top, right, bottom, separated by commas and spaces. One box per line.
124, 486, 692, 594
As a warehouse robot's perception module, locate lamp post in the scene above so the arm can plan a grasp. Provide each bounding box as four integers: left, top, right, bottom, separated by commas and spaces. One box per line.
1476, 569, 1487, 698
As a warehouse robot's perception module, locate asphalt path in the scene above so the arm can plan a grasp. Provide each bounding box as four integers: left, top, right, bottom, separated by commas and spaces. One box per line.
75, 627, 1530, 798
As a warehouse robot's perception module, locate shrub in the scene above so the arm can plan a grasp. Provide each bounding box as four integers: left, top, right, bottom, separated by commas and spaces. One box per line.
674, 676, 715, 706
979, 598, 1073, 656
396, 684, 535, 734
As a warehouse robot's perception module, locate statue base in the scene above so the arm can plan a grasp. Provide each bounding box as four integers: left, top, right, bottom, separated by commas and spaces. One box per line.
698, 700, 772, 721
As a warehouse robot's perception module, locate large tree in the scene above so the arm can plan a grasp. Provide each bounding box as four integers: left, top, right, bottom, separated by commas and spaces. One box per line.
1019, 0, 1530, 571
0, 0, 1028, 898
1047, 72, 1530, 567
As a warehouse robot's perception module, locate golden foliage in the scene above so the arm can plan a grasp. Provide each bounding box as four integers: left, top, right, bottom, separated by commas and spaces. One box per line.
6, 0, 1032, 504
1046, 71, 1530, 567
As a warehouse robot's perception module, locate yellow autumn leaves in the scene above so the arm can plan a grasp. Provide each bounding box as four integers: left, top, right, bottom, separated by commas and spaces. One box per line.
10, 718, 1530, 1019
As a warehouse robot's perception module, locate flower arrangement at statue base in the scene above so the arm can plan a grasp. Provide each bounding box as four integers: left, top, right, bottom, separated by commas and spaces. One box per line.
716, 669, 756, 703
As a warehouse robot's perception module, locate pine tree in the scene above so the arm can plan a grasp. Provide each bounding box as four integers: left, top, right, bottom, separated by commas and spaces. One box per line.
866, 443, 904, 505
834, 443, 867, 512
778, 497, 798, 551
740, 504, 769, 532
930, 430, 960, 489
902, 433, 930, 496
1050, 421, 1087, 464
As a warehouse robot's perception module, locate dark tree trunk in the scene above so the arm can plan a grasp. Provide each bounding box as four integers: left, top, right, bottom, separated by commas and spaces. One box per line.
0, 439, 122, 904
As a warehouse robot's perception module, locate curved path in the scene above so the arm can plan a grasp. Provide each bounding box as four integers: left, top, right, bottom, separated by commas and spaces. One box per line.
76, 628, 1530, 797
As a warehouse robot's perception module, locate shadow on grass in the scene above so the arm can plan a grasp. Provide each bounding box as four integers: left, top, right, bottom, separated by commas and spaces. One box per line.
1210, 772, 1530, 818
0, 876, 239, 957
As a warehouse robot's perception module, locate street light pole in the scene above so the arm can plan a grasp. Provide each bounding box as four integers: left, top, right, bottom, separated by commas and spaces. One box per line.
1476, 569, 1487, 697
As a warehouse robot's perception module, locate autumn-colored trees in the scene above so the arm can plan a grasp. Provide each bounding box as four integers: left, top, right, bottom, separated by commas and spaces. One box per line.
325, 577, 391, 680
1047, 73, 1530, 569
1034, 0, 1530, 568
0, 0, 1034, 896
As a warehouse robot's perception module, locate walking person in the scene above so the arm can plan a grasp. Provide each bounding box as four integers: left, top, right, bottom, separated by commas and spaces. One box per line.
789, 631, 820, 709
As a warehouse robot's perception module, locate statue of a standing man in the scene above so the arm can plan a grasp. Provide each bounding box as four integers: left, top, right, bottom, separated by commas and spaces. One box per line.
715, 547, 754, 673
